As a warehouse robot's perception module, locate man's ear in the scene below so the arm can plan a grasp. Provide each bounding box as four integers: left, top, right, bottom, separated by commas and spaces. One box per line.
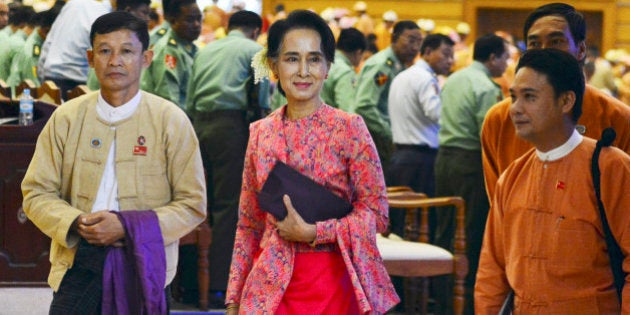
86, 49, 94, 68
560, 90, 576, 114
142, 49, 154, 68
576, 41, 587, 63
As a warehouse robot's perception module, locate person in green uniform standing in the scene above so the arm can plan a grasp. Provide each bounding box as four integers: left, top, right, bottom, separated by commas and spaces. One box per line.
0, 5, 35, 81
350, 20, 422, 168
185, 10, 268, 307
141, 0, 201, 109
149, 0, 172, 47
7, 9, 58, 87
321, 27, 366, 112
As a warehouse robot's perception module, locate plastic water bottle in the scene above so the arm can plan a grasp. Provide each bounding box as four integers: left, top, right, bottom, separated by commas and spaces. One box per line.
19, 88, 34, 126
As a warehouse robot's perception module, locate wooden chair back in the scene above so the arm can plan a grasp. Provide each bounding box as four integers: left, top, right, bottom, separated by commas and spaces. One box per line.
381, 192, 468, 315
15, 79, 38, 99
66, 85, 91, 101
37, 80, 62, 105
0, 79, 12, 100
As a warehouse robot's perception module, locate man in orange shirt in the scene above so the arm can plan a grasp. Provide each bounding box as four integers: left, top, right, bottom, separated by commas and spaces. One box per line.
476, 48, 630, 314
481, 3, 630, 200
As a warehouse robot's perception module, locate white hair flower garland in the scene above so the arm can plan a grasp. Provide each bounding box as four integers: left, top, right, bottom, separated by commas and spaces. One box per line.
251, 47, 271, 84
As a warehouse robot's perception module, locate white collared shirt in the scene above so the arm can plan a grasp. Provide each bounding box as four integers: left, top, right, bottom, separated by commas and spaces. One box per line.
91, 91, 142, 212
536, 129, 583, 162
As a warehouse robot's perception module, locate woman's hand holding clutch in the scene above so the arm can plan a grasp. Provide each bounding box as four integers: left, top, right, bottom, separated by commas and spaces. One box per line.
276, 195, 317, 243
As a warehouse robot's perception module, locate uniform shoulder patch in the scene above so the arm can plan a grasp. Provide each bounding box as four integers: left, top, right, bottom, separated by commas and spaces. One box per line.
33, 44, 40, 57
165, 54, 177, 69
374, 71, 389, 87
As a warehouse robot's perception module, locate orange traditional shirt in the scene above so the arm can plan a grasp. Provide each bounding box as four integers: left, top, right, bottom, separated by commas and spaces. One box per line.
476, 135, 630, 314
226, 104, 399, 314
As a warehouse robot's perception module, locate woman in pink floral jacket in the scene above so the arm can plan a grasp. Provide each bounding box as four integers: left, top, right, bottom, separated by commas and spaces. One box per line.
225, 10, 399, 315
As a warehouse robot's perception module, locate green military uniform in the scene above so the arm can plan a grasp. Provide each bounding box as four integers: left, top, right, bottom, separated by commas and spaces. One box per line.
7, 30, 43, 87
351, 46, 403, 166
0, 27, 13, 46
0, 29, 27, 80
321, 50, 358, 112
149, 21, 170, 48
185, 29, 269, 293
141, 28, 197, 108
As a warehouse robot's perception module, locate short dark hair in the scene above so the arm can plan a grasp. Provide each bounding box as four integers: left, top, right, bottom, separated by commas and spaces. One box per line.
420, 33, 454, 56
336, 27, 367, 53
266, 10, 335, 96
8, 5, 34, 26
37, 8, 59, 29
166, 0, 196, 19
228, 10, 262, 32
391, 20, 419, 43
523, 3, 586, 47
516, 48, 584, 123
116, 0, 151, 11
90, 11, 149, 51
473, 33, 506, 62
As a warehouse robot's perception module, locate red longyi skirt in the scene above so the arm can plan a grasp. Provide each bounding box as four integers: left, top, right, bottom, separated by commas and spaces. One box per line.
276, 251, 362, 315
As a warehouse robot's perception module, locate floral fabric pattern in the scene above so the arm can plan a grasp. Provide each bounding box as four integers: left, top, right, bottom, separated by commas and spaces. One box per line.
226, 104, 399, 314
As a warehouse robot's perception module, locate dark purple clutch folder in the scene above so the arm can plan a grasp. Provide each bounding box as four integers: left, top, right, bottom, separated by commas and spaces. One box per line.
257, 161, 352, 224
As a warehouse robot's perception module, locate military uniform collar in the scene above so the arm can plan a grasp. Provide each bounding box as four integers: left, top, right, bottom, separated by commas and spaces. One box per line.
334, 50, 352, 67
384, 47, 403, 71
227, 29, 247, 39
167, 29, 197, 57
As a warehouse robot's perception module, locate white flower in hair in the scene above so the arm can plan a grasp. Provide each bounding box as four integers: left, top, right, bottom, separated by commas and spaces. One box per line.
251, 47, 271, 84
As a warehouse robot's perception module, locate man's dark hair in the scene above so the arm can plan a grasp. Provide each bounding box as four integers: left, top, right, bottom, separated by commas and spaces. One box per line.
337, 27, 367, 53
161, 0, 173, 19
117, 0, 151, 11
420, 33, 454, 56
37, 8, 59, 29
391, 20, 419, 43
166, 0, 196, 19
267, 10, 335, 96
473, 33, 506, 62
516, 48, 584, 123
8, 5, 34, 26
523, 3, 586, 46
227, 10, 262, 32
90, 11, 149, 51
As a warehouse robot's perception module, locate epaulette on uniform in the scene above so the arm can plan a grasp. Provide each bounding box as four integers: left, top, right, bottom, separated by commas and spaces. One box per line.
33, 44, 40, 57
157, 28, 167, 36
168, 38, 177, 47
385, 58, 394, 67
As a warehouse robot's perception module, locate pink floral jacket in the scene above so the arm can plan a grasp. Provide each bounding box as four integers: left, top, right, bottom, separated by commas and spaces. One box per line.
226, 105, 399, 314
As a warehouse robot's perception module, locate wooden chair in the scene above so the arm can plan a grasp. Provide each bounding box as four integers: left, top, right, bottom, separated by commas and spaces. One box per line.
15, 79, 38, 99
0, 79, 10, 101
37, 80, 62, 105
377, 193, 468, 315
178, 221, 212, 310
66, 84, 91, 101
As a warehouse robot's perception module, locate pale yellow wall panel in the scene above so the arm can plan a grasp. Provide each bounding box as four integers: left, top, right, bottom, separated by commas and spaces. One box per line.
617, 7, 630, 24
616, 25, 630, 42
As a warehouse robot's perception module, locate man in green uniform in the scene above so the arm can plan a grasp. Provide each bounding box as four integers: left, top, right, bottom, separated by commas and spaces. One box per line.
351, 20, 422, 167
0, 5, 35, 81
141, 0, 201, 109
321, 27, 366, 112
149, 0, 172, 47
185, 10, 268, 307
7, 9, 58, 87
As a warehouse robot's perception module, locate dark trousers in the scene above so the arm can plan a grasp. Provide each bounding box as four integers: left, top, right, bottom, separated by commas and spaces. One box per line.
433, 146, 490, 315
49, 239, 172, 314
386, 144, 438, 237
193, 110, 249, 293
47, 77, 84, 101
